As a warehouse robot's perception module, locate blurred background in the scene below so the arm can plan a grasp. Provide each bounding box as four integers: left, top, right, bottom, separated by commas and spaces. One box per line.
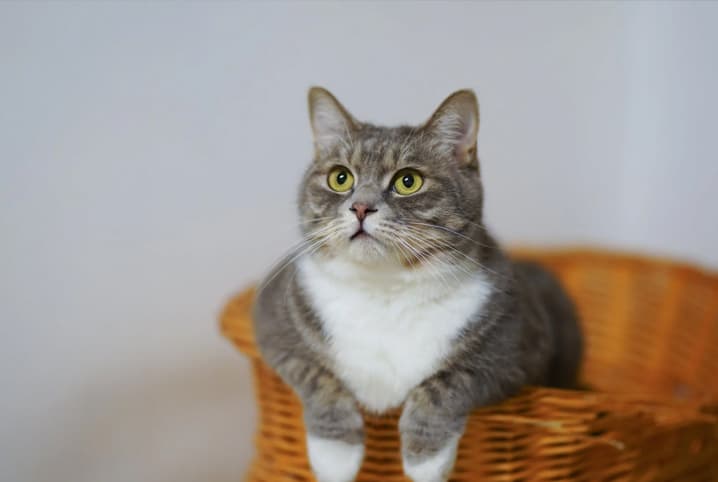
2, 2, 717, 482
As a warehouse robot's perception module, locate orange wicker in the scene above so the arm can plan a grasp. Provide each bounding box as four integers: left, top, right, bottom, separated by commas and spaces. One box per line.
221, 249, 718, 481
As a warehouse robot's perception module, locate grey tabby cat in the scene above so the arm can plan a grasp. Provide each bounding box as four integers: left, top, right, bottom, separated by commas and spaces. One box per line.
253, 87, 582, 482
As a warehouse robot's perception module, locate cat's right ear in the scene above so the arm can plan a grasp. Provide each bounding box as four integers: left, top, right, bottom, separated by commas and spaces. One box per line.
423, 89, 479, 168
308, 87, 358, 156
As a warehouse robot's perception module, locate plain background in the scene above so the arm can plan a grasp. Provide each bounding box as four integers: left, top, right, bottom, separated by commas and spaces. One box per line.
2, 2, 717, 481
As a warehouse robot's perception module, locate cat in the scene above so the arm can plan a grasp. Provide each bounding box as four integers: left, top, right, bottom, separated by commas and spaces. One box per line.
253, 87, 583, 482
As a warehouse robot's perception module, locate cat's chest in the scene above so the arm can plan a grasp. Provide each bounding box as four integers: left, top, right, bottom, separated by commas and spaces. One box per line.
298, 257, 492, 413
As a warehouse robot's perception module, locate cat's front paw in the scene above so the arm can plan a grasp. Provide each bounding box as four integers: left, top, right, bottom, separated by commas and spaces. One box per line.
402, 434, 460, 482
306, 436, 364, 482
303, 397, 365, 482
399, 394, 466, 482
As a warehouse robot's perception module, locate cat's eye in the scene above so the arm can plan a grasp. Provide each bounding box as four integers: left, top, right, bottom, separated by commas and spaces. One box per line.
327, 167, 355, 193
392, 169, 424, 196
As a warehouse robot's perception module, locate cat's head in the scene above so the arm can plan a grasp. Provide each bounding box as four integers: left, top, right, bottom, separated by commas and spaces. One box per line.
298, 87, 484, 268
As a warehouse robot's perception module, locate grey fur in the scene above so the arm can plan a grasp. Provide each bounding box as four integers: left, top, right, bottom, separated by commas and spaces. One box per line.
253, 87, 582, 480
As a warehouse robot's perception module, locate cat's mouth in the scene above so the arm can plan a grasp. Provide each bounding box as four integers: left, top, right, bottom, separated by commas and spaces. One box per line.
350, 228, 371, 241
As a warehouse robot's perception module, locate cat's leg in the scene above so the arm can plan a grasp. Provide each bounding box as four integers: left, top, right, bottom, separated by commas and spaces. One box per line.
303, 387, 365, 482
254, 296, 365, 481
271, 354, 365, 482
399, 388, 465, 482
399, 367, 519, 482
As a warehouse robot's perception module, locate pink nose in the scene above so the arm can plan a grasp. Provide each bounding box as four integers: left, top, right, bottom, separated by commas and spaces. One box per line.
350, 202, 377, 221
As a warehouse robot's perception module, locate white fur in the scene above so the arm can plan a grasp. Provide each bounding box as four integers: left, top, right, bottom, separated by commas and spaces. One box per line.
403, 434, 460, 482
298, 255, 493, 413
307, 435, 364, 482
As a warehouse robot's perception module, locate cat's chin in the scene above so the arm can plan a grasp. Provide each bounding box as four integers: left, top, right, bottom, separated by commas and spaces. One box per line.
343, 235, 393, 266
316, 234, 413, 269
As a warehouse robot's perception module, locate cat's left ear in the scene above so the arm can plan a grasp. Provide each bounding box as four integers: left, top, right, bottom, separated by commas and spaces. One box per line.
308, 87, 359, 156
423, 89, 479, 167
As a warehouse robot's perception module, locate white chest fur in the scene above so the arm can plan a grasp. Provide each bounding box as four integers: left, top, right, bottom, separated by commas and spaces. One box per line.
298, 256, 493, 413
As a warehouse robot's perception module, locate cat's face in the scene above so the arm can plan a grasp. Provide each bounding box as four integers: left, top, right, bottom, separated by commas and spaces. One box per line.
298, 88, 484, 268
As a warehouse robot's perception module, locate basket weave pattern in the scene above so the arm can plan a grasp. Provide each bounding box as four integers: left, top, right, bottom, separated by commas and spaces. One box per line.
221, 250, 718, 481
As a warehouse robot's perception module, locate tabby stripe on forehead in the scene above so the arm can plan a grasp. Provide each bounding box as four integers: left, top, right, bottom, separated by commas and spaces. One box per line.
398, 134, 414, 163
382, 143, 397, 167
349, 143, 362, 167
335, 145, 348, 163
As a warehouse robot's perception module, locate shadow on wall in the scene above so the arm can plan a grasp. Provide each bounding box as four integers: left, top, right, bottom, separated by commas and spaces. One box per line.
32, 358, 257, 482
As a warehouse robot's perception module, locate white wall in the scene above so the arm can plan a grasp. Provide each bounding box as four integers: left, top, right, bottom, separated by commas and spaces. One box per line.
1, 2, 716, 482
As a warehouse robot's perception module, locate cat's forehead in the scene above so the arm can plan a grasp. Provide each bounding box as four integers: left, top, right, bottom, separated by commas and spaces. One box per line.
338, 125, 429, 173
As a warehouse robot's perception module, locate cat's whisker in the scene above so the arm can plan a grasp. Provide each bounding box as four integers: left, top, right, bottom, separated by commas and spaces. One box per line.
284, 223, 350, 288
257, 238, 332, 297
377, 226, 430, 270
382, 235, 417, 268
400, 233, 471, 285
379, 226, 517, 318
392, 237, 452, 290
400, 224, 505, 277
401, 225, 479, 264
461, 219, 489, 231
256, 242, 314, 297
374, 227, 412, 266
406, 221, 492, 249
257, 222, 346, 296
376, 225, 456, 289
395, 224, 506, 280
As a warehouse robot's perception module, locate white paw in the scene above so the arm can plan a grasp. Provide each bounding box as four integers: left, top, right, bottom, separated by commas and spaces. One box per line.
403, 434, 460, 482
306, 435, 364, 482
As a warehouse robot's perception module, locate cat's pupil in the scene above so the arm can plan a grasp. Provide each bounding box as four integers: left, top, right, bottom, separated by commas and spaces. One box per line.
402, 175, 414, 188
337, 172, 347, 185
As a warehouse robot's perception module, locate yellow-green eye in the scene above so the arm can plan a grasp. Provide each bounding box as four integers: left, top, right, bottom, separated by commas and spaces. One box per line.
327, 167, 354, 193
392, 169, 424, 195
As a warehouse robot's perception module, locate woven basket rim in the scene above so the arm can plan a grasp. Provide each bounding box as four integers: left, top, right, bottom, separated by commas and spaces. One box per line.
509, 245, 718, 277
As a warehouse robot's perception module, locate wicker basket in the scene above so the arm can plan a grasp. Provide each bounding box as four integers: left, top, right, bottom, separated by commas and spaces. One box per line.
221, 249, 718, 481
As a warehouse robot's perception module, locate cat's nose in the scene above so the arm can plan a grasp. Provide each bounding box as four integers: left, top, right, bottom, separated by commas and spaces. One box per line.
350, 202, 377, 221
